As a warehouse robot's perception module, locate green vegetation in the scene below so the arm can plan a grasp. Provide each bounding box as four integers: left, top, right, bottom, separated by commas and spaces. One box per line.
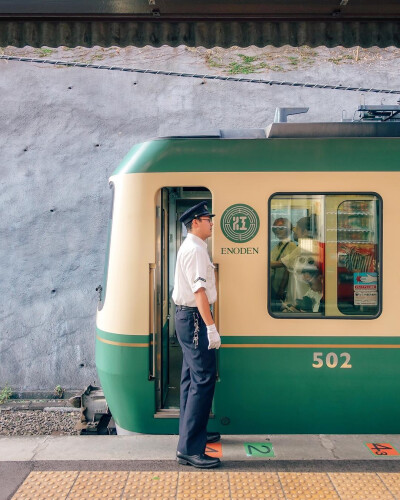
237, 54, 257, 64
328, 55, 355, 64
228, 53, 267, 74
205, 51, 224, 69
0, 384, 12, 404
287, 56, 299, 66
54, 385, 64, 398
202, 45, 361, 74
228, 62, 254, 74
36, 48, 54, 58
89, 54, 106, 62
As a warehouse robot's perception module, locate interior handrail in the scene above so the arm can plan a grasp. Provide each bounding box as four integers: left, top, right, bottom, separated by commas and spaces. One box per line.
149, 263, 156, 380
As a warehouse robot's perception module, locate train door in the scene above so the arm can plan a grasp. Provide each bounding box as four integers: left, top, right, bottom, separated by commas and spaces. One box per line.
155, 187, 212, 414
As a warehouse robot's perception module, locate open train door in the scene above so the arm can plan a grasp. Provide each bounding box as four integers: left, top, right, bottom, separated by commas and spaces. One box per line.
154, 188, 170, 410
154, 187, 212, 415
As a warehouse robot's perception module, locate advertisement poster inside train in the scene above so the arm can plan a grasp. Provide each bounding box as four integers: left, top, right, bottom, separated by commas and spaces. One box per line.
337, 243, 376, 273
353, 272, 378, 306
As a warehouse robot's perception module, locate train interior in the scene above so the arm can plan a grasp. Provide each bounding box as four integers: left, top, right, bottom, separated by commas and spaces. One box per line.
155, 187, 212, 414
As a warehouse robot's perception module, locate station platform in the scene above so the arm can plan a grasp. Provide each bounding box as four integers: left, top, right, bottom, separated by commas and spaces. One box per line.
2, 434, 400, 499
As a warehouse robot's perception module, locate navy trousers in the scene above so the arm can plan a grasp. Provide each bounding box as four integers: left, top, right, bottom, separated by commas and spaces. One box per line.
175, 308, 217, 455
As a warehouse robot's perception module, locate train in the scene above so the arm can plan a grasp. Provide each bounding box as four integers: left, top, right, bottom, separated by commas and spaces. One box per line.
96, 105, 400, 435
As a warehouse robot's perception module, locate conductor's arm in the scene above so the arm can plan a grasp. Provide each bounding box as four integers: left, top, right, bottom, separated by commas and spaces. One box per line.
194, 288, 221, 350
194, 288, 214, 326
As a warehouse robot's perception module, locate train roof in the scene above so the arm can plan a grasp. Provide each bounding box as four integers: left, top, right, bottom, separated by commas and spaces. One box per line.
159, 106, 400, 140
114, 106, 400, 175
160, 122, 400, 140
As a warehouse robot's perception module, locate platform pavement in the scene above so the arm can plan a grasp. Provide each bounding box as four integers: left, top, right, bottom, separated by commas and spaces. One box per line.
2, 434, 400, 499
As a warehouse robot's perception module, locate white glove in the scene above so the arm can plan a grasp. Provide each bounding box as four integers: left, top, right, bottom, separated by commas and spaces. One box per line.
206, 324, 221, 350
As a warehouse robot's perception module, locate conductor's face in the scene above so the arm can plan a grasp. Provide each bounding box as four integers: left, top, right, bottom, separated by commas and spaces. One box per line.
193, 216, 213, 240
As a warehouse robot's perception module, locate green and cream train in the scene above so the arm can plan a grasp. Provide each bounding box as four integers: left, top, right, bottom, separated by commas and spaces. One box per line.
96, 105, 400, 435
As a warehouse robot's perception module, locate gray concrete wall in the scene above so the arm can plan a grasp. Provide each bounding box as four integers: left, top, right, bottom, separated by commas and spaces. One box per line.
1, 45, 399, 391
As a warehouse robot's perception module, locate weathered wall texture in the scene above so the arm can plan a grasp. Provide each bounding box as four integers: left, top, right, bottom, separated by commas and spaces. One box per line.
1, 45, 399, 391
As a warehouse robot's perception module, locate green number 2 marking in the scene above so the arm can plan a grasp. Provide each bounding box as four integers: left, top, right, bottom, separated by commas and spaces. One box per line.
247, 445, 271, 455
244, 442, 274, 457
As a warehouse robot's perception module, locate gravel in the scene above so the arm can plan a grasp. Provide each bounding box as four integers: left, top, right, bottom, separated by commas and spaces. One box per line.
0, 409, 80, 436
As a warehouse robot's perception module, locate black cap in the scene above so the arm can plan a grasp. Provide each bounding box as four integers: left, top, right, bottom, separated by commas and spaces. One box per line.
179, 201, 215, 225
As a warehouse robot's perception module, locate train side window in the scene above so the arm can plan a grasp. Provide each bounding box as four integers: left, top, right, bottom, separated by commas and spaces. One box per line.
269, 193, 381, 319
336, 198, 380, 316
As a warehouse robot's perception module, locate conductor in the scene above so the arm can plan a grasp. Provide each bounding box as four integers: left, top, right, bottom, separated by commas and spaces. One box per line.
172, 201, 221, 469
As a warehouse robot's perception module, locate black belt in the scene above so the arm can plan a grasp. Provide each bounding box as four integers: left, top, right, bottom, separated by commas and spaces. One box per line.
176, 305, 198, 311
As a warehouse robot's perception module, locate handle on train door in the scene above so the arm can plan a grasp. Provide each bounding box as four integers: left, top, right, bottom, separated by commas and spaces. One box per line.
149, 263, 156, 380
214, 263, 220, 379
213, 263, 219, 331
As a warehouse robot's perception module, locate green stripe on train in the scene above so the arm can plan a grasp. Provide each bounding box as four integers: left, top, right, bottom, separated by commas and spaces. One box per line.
114, 138, 400, 175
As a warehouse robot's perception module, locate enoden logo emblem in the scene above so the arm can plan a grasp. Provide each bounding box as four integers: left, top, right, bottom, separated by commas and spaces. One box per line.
220, 204, 260, 243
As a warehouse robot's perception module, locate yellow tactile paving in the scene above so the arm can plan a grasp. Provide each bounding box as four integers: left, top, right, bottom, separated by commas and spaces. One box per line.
378, 473, 400, 499
229, 471, 285, 499
279, 472, 340, 500
329, 472, 394, 500
67, 471, 129, 499
177, 471, 230, 499
13, 470, 400, 499
122, 471, 178, 499
12, 471, 78, 500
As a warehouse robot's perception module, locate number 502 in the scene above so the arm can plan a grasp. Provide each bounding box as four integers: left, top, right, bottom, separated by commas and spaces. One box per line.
312, 352, 352, 369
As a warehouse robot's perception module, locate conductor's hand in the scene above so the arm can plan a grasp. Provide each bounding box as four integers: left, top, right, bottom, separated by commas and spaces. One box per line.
206, 324, 221, 350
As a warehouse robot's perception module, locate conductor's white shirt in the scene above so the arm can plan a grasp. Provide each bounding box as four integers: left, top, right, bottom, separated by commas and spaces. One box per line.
172, 233, 217, 307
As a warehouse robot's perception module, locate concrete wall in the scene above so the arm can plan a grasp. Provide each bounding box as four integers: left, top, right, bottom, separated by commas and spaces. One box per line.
1, 45, 399, 391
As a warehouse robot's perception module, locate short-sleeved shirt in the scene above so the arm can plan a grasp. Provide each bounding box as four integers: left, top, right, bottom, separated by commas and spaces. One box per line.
172, 233, 217, 307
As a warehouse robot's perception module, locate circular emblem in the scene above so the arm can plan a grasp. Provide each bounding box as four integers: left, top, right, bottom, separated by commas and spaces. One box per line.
220, 204, 260, 243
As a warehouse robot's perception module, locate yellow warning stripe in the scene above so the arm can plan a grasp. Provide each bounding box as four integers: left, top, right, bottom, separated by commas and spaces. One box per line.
222, 344, 400, 348
96, 335, 149, 347
13, 470, 400, 499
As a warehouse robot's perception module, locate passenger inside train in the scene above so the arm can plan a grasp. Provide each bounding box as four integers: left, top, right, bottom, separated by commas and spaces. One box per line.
269, 217, 296, 311
280, 215, 323, 313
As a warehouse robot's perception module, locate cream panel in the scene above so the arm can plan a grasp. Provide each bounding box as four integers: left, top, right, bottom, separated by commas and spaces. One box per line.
97, 174, 157, 335
98, 171, 398, 338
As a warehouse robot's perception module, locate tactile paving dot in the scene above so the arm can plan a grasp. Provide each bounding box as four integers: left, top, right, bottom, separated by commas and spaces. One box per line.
379, 473, 400, 499
122, 471, 178, 499
229, 472, 285, 499
68, 471, 129, 499
279, 472, 340, 500
177, 471, 230, 499
12, 471, 78, 500
329, 472, 394, 500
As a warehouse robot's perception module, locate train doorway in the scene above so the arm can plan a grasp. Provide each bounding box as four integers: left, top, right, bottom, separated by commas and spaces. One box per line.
154, 187, 212, 415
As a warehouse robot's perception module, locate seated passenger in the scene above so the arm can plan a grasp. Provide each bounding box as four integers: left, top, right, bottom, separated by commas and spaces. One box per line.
296, 264, 323, 312
270, 218, 297, 309
280, 215, 321, 312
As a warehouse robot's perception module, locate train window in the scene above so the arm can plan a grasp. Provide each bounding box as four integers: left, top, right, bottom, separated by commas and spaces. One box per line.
269, 194, 381, 319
